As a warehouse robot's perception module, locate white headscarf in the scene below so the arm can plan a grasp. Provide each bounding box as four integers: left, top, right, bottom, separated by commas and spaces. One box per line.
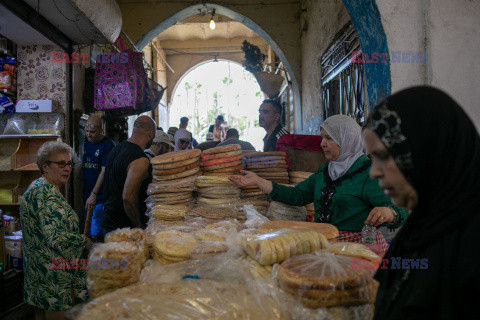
320, 115, 365, 180
174, 129, 191, 151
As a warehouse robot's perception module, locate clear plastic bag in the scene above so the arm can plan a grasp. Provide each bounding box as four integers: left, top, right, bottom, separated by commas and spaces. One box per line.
104, 228, 149, 260
268, 201, 307, 221
86, 241, 145, 298
276, 250, 378, 308
243, 204, 270, 229
242, 229, 329, 266
2, 117, 27, 134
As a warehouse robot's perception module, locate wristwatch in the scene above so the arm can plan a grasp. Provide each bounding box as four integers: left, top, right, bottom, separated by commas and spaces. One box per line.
389, 206, 398, 224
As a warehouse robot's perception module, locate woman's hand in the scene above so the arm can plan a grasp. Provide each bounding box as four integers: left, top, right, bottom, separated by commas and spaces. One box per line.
229, 170, 261, 187
229, 170, 274, 194
364, 207, 395, 226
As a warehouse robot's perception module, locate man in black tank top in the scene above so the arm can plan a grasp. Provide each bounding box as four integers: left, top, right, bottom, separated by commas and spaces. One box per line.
101, 116, 156, 234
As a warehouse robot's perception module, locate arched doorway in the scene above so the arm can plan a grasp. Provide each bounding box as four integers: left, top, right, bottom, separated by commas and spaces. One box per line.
134, 3, 302, 130
169, 59, 265, 151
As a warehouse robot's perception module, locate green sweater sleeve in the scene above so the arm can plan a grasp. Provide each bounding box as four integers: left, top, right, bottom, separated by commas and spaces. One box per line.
362, 175, 408, 229
267, 171, 317, 206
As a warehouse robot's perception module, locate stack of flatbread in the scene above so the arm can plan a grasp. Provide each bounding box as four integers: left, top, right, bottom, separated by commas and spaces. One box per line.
237, 186, 269, 219
267, 200, 307, 221
194, 176, 240, 214
288, 171, 315, 219
257, 220, 339, 243
200, 144, 244, 176
104, 228, 149, 260
86, 242, 145, 298
243, 151, 289, 184
147, 149, 201, 208
152, 230, 198, 264
278, 252, 379, 308
242, 230, 329, 266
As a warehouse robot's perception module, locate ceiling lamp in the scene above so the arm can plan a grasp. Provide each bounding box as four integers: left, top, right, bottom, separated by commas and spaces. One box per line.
209, 9, 216, 30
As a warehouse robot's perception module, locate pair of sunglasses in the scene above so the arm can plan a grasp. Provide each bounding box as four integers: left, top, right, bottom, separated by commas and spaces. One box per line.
47, 160, 75, 168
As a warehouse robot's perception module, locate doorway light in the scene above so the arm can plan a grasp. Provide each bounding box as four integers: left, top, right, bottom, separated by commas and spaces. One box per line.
209, 9, 216, 30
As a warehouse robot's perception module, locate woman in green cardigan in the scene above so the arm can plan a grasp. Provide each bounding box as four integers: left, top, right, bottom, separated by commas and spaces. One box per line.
230, 115, 407, 251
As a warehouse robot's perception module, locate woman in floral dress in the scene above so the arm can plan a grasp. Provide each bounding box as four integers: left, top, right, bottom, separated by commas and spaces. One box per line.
20, 141, 89, 320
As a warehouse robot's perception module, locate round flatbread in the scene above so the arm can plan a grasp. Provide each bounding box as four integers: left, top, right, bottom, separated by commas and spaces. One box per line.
243, 151, 286, 157
201, 160, 242, 171
154, 230, 197, 258
153, 166, 200, 181
201, 155, 242, 167
256, 171, 289, 177
153, 162, 199, 176
151, 149, 201, 165
248, 164, 288, 169
289, 171, 314, 179
152, 156, 200, 170
202, 144, 241, 154
245, 167, 288, 173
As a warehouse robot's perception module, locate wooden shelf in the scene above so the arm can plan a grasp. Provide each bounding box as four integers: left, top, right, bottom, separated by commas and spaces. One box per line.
1, 89, 16, 96
1, 49, 16, 57
0, 202, 20, 206
0, 168, 39, 172
0, 134, 60, 139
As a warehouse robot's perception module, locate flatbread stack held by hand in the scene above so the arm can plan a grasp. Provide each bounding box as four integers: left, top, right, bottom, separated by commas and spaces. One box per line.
242, 151, 289, 184
153, 230, 198, 264
242, 229, 329, 266
104, 228, 149, 260
267, 201, 307, 221
86, 242, 145, 298
277, 252, 379, 308
200, 144, 244, 176
76, 280, 288, 320
257, 221, 339, 242
288, 171, 315, 220
194, 175, 240, 215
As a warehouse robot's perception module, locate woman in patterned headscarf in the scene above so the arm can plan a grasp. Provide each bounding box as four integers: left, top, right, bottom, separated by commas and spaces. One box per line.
20, 141, 89, 319
230, 114, 408, 252
363, 86, 480, 319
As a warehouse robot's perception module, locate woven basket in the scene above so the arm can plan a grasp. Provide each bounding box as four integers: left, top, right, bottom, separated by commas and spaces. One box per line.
254, 71, 285, 98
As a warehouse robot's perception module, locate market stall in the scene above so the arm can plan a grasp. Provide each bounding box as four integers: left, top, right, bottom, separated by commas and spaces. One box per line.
66, 146, 380, 320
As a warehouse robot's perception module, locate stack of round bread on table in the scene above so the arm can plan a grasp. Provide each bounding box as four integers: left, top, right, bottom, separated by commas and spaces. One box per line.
243, 151, 289, 184
200, 144, 244, 176
193, 175, 241, 218
147, 150, 201, 221
289, 171, 315, 220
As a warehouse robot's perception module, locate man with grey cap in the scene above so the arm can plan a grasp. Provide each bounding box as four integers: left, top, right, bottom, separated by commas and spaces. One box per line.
144, 130, 175, 160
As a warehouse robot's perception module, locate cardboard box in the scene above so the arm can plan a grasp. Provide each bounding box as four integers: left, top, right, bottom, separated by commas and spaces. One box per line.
15, 99, 58, 113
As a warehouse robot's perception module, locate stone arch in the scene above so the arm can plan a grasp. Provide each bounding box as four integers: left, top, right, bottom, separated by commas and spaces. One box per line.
135, 3, 302, 129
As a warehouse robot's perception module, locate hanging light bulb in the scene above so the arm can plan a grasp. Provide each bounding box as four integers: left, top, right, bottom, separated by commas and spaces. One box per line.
209, 9, 216, 30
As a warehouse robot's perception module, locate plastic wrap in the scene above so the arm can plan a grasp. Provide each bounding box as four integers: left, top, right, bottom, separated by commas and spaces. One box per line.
329, 242, 381, 263
242, 204, 270, 229
148, 204, 189, 221
147, 175, 197, 195
3, 118, 27, 134
86, 242, 145, 298
145, 191, 194, 206
104, 228, 149, 260
189, 241, 229, 259
276, 250, 378, 308
152, 230, 198, 264
196, 185, 240, 197
268, 201, 307, 221
186, 205, 237, 220
242, 229, 329, 266
75, 279, 288, 320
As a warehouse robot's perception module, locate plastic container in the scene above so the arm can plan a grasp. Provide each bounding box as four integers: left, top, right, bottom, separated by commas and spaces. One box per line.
361, 224, 376, 244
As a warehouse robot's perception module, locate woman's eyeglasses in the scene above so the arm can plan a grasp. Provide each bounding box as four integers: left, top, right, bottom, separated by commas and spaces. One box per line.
47, 160, 75, 168
179, 139, 190, 144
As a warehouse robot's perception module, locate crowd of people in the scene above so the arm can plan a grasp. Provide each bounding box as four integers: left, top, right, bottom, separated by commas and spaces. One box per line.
17, 87, 480, 319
